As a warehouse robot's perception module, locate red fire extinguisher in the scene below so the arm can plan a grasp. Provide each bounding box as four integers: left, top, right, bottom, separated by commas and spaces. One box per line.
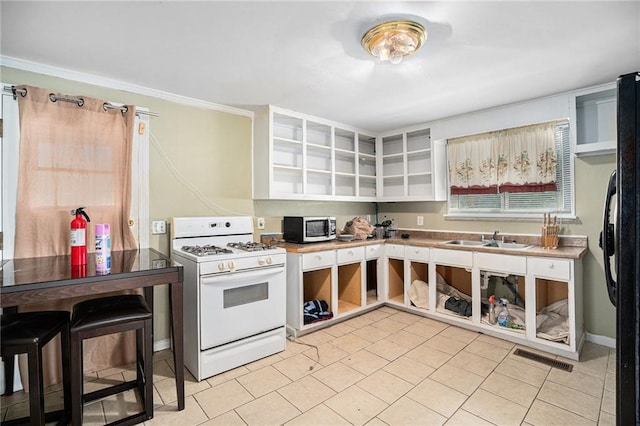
70, 207, 90, 266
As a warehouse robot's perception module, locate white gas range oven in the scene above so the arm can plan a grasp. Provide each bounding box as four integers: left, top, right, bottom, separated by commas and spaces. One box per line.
171, 216, 286, 381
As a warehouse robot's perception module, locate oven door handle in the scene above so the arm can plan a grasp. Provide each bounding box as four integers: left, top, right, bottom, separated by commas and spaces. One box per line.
201, 264, 284, 284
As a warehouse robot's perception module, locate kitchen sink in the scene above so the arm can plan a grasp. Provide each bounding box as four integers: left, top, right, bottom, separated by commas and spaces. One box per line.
442, 240, 489, 246
442, 240, 532, 250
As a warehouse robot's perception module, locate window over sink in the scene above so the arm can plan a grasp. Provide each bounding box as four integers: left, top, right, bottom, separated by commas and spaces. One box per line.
447, 121, 572, 219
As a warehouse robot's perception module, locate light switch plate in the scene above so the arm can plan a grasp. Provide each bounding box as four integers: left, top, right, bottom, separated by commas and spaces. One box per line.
151, 220, 166, 234
257, 217, 265, 230
417, 216, 424, 226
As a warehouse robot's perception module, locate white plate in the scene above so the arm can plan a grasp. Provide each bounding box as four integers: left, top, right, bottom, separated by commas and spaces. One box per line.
338, 234, 355, 241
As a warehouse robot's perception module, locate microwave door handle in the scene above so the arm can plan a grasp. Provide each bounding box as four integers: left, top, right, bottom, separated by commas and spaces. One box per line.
599, 170, 617, 306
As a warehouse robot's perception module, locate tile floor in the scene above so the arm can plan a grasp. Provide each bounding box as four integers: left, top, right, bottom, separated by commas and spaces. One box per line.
1, 306, 616, 425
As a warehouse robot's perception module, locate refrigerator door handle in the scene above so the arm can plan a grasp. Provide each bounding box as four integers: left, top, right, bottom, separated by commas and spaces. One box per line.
599, 169, 617, 306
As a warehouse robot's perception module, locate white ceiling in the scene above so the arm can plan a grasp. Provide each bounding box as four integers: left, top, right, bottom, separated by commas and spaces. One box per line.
1, 1, 639, 133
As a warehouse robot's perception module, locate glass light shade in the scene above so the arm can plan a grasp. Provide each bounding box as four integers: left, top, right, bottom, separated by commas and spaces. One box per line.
362, 20, 426, 64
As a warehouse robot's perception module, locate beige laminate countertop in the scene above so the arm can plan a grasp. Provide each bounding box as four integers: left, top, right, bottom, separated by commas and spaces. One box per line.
279, 232, 588, 259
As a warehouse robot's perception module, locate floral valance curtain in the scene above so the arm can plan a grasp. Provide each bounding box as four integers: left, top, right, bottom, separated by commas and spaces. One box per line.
448, 121, 559, 195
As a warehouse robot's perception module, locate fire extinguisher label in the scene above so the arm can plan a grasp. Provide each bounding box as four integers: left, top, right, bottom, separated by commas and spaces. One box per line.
70, 229, 85, 246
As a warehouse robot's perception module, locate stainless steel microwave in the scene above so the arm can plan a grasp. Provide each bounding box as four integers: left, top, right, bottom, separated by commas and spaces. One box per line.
283, 216, 336, 243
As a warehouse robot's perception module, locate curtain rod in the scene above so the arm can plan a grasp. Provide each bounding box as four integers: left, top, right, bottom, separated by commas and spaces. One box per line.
2, 85, 159, 118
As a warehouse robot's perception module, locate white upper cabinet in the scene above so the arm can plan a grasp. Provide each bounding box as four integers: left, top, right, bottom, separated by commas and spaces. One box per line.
569, 82, 616, 156
254, 106, 446, 201
378, 126, 447, 201
254, 106, 377, 201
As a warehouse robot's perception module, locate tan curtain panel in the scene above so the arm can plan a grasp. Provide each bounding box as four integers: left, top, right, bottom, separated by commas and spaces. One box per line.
14, 85, 138, 258
448, 121, 558, 195
13, 85, 139, 389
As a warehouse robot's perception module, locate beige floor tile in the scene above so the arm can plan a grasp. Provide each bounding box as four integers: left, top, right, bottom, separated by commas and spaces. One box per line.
341, 349, 389, 376
424, 334, 468, 355
154, 369, 210, 405
273, 353, 318, 381
598, 410, 616, 426
299, 329, 334, 346
378, 395, 446, 425
280, 339, 311, 359
384, 329, 427, 349
325, 386, 387, 425
372, 317, 407, 333
351, 325, 391, 342
285, 403, 349, 425
144, 395, 208, 425
347, 315, 377, 329
547, 367, 605, 398
193, 379, 254, 419
445, 409, 494, 425
439, 325, 480, 344
601, 390, 615, 415
361, 309, 393, 322
102, 389, 143, 424
84, 372, 127, 395
429, 363, 484, 396
462, 388, 528, 425
607, 349, 616, 374
447, 350, 498, 377
365, 338, 410, 361
331, 332, 371, 354
304, 341, 349, 366
496, 357, 548, 387
357, 370, 413, 404
236, 365, 291, 398
524, 399, 596, 425
324, 321, 357, 337
464, 340, 510, 362
416, 317, 449, 331
537, 381, 601, 421
206, 365, 250, 386
383, 355, 435, 385
569, 341, 610, 379
236, 391, 300, 425
476, 333, 516, 349
312, 362, 365, 392
365, 416, 387, 425
4, 388, 66, 422
200, 409, 246, 425
277, 375, 336, 412
405, 342, 452, 369
388, 310, 420, 325
604, 371, 615, 392
480, 371, 539, 407
97, 362, 135, 379
377, 306, 398, 314
82, 399, 107, 425
402, 321, 441, 339
406, 378, 466, 418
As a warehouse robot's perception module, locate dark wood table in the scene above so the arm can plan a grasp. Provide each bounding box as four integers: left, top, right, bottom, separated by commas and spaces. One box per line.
0, 248, 185, 411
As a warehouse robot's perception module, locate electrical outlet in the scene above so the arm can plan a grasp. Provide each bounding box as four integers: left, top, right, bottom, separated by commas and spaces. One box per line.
151, 220, 166, 234
417, 216, 424, 226
257, 217, 265, 230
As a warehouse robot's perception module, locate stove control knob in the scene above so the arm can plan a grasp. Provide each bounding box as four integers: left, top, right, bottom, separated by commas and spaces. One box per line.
225, 222, 231, 228
228, 260, 235, 271
258, 258, 266, 265
218, 262, 225, 271
266, 256, 273, 265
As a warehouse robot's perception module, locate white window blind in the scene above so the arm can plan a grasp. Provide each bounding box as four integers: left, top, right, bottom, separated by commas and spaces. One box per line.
447, 121, 572, 217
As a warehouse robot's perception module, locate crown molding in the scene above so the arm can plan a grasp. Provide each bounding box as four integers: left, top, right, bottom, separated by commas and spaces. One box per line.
0, 56, 254, 118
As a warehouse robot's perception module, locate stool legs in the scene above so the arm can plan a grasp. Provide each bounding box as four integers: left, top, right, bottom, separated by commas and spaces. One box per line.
27, 344, 45, 426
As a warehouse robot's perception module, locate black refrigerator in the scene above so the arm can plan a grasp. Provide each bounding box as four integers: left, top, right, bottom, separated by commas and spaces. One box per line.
601, 71, 640, 425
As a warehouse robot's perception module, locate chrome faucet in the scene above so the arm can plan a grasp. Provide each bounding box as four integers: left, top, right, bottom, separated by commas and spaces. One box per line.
491, 230, 499, 241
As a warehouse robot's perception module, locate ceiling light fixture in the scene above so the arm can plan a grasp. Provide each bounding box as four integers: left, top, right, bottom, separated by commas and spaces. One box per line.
361, 20, 427, 65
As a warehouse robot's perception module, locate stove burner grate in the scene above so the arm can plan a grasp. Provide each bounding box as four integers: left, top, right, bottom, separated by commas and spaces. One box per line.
227, 241, 275, 252
181, 244, 233, 256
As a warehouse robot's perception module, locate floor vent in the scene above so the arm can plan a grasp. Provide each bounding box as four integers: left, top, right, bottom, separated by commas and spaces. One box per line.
513, 348, 573, 372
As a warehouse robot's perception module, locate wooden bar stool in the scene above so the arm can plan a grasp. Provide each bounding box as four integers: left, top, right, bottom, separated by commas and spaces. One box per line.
69, 294, 153, 426
0, 311, 71, 426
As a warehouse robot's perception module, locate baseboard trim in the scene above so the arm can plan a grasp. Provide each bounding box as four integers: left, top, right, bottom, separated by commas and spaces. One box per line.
154, 338, 172, 352
585, 332, 616, 348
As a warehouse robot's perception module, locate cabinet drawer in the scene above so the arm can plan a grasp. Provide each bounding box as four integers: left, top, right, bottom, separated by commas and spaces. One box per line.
528, 257, 571, 281
385, 244, 405, 258
337, 246, 364, 264
302, 251, 335, 271
431, 248, 473, 268
477, 253, 526, 275
364, 244, 383, 259
405, 246, 429, 262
